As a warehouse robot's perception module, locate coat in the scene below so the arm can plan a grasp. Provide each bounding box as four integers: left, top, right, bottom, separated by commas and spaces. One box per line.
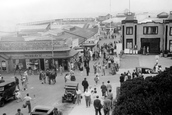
94, 99, 102, 110
82, 80, 89, 88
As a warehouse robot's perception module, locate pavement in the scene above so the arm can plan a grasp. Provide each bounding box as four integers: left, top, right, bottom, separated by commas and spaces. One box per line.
69, 83, 120, 115
68, 54, 172, 115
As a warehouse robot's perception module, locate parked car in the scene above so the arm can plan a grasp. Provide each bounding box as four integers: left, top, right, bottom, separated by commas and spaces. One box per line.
62, 81, 78, 104
0, 81, 16, 107
30, 105, 54, 115
135, 67, 157, 74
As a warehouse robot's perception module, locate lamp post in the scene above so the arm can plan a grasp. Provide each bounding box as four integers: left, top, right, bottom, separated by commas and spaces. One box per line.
51, 37, 54, 68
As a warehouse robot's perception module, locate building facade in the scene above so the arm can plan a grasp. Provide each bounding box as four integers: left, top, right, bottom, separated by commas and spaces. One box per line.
122, 11, 172, 54
0, 39, 78, 72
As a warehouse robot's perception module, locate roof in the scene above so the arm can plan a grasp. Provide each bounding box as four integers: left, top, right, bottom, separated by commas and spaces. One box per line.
1, 36, 24, 41
138, 17, 164, 23
102, 17, 125, 23
57, 32, 86, 44
0, 81, 15, 87
64, 26, 98, 39
157, 12, 168, 18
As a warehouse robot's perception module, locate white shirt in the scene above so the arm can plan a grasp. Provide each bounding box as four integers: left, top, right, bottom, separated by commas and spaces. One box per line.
76, 89, 82, 95
24, 96, 32, 101
84, 91, 91, 96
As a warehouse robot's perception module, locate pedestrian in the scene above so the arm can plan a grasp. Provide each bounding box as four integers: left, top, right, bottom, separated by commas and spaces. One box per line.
53, 107, 63, 115
106, 81, 112, 95
85, 63, 90, 76
93, 96, 102, 115
60, 65, 63, 76
84, 88, 91, 108
82, 78, 89, 92
127, 70, 131, 80
41, 71, 46, 84
102, 64, 106, 76
103, 96, 112, 115
15, 76, 20, 90
120, 73, 125, 86
15, 108, 24, 115
21, 76, 27, 91
23, 93, 32, 113
97, 62, 101, 76
76, 89, 82, 105
79, 64, 84, 76
107, 89, 113, 108
39, 70, 43, 83
101, 82, 107, 98
94, 74, 99, 85
15, 89, 22, 102
93, 62, 97, 75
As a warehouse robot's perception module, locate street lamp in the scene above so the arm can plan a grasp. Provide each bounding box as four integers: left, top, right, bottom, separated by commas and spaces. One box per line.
51, 37, 54, 68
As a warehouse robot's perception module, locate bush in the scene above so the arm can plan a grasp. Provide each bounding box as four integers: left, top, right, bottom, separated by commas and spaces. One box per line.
113, 66, 172, 115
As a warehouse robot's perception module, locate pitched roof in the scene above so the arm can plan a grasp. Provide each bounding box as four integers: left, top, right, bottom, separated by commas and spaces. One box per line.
64, 26, 98, 39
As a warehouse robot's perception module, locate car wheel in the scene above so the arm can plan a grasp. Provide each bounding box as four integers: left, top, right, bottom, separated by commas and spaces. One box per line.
0, 99, 5, 107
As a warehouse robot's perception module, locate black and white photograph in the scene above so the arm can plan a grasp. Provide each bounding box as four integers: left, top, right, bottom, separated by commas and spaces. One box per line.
0, 0, 172, 115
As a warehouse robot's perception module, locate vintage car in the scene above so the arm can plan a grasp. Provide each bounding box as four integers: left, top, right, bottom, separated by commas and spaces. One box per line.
0, 81, 16, 107
30, 105, 54, 115
62, 81, 78, 104
135, 67, 157, 74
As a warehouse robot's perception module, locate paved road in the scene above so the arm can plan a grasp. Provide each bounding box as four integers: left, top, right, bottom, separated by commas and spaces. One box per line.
1, 38, 172, 115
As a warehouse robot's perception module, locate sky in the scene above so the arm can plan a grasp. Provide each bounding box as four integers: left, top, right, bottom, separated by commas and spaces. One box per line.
0, 0, 172, 31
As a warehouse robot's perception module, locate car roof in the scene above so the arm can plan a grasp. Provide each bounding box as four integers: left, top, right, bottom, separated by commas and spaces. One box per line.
0, 81, 15, 87
32, 105, 54, 113
65, 81, 78, 87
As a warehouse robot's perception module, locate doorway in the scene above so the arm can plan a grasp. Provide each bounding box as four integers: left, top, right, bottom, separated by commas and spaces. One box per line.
141, 38, 160, 54
40, 59, 45, 70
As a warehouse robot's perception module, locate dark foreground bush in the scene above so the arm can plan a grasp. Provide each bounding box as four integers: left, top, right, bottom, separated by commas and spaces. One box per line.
113, 66, 172, 115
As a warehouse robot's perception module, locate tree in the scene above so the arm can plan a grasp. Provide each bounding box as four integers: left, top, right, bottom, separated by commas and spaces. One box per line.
113, 66, 172, 115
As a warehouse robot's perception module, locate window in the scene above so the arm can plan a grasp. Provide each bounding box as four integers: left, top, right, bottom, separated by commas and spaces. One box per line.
169, 40, 172, 52
126, 27, 133, 35
126, 39, 133, 49
143, 26, 158, 34
169, 27, 172, 36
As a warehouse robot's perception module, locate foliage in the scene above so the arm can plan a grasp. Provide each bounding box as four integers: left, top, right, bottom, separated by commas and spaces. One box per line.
113, 66, 172, 115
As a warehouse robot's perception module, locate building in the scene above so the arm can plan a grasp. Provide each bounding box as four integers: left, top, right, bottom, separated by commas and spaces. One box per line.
57, 26, 99, 50
0, 37, 78, 72
122, 11, 172, 54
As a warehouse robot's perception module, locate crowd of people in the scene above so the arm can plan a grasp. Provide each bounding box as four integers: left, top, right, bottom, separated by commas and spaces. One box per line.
74, 78, 115, 115
2, 37, 120, 115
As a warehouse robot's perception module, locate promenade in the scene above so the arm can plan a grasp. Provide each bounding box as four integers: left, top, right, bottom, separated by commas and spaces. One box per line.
68, 54, 172, 115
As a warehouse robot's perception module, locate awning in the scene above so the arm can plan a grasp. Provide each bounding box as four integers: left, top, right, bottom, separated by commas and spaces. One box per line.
80, 43, 96, 47
53, 49, 78, 58
0, 54, 10, 60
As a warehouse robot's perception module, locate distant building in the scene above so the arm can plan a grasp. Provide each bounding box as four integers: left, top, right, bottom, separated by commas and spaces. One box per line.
122, 11, 172, 55
96, 14, 112, 23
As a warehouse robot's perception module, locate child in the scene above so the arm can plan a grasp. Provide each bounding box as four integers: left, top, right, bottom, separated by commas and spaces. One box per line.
15, 90, 22, 102
94, 74, 99, 85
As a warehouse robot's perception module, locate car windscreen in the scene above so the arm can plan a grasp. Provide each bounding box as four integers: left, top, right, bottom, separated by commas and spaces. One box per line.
34, 109, 49, 113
